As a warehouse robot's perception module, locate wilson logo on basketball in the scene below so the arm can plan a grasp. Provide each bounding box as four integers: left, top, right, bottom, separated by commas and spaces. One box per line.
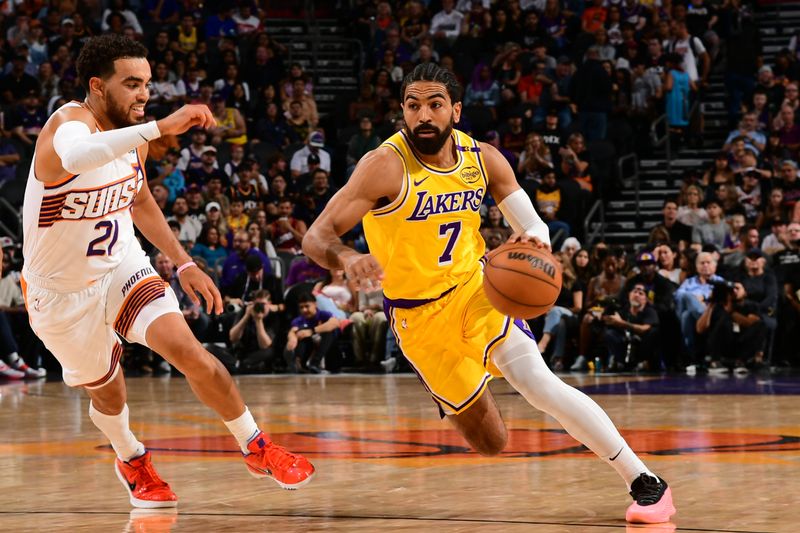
460, 166, 481, 184
507, 252, 556, 279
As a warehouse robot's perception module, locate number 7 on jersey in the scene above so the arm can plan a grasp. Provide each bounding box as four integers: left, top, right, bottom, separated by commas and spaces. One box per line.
438, 221, 461, 266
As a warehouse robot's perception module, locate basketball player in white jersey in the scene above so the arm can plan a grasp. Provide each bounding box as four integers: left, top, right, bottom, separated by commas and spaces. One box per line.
21, 35, 314, 508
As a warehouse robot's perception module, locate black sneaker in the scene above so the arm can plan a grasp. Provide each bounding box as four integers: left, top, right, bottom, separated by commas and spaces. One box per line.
626, 473, 676, 523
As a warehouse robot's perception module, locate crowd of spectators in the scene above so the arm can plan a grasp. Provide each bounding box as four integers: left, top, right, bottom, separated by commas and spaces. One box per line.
0, 0, 798, 380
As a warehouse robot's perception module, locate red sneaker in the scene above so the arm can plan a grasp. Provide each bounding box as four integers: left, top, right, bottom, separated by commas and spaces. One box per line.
243, 431, 315, 489
114, 451, 178, 508
626, 473, 676, 523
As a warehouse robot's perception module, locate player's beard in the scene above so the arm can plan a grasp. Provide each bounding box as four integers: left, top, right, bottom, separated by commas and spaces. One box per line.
407, 116, 454, 155
105, 91, 144, 128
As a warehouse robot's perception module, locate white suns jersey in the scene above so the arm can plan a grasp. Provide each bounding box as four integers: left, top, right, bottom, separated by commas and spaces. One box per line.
22, 103, 146, 289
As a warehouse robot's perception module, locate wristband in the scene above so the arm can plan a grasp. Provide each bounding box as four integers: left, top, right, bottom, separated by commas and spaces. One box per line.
177, 261, 197, 275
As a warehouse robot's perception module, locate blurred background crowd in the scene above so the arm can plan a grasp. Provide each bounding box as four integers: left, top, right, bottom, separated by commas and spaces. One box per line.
0, 0, 799, 380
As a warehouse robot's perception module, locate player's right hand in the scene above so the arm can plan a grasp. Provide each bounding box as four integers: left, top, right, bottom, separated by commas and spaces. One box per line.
342, 252, 384, 292
157, 104, 216, 136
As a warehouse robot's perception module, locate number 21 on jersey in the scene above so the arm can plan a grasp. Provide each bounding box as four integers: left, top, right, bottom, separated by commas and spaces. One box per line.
87, 220, 119, 257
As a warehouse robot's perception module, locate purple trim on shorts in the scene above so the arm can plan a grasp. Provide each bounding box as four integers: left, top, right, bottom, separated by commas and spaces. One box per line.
513, 318, 537, 341
383, 285, 456, 309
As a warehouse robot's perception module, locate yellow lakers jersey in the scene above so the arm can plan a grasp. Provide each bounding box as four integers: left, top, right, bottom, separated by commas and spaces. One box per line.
362, 129, 488, 301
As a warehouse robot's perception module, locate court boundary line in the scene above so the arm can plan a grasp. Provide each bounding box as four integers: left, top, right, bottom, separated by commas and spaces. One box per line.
0, 510, 777, 532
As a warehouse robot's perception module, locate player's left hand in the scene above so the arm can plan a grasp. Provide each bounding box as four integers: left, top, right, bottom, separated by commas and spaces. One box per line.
179, 266, 223, 315
506, 232, 551, 251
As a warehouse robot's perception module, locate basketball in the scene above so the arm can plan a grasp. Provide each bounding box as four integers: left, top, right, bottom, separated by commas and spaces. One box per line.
483, 242, 563, 319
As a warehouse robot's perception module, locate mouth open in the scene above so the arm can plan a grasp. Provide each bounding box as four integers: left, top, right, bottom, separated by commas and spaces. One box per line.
131, 105, 145, 118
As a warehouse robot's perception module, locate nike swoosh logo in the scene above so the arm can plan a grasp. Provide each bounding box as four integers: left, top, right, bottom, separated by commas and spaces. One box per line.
414, 176, 430, 186
128, 480, 136, 491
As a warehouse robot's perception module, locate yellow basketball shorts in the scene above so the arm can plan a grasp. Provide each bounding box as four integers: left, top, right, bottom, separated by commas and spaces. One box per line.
383, 267, 534, 416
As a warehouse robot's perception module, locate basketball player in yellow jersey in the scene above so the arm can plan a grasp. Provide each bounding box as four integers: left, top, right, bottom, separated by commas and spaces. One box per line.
21, 35, 313, 509
304, 63, 675, 524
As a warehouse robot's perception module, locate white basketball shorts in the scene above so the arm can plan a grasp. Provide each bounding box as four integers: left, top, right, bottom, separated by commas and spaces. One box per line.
21, 246, 180, 388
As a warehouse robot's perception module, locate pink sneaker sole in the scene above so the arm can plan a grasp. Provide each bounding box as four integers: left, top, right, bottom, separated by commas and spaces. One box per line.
626, 487, 676, 523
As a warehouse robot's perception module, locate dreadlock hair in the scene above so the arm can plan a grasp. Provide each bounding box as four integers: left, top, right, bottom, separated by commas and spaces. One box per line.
400, 62, 462, 104
76, 34, 149, 91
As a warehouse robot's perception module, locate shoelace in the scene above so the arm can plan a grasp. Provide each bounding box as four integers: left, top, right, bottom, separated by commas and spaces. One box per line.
131, 460, 170, 490
630, 476, 663, 505
264, 442, 301, 471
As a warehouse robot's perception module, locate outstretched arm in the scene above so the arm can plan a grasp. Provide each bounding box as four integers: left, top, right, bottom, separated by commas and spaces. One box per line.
302, 146, 403, 288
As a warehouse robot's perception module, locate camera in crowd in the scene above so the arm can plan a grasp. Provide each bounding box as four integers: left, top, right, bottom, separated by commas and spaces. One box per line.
226, 302, 242, 314
708, 280, 736, 304
254, 302, 265, 314
600, 297, 622, 316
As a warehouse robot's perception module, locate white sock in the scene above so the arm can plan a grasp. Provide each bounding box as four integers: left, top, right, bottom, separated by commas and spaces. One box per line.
223, 407, 261, 454
493, 327, 654, 489
603, 443, 655, 489
88, 402, 145, 462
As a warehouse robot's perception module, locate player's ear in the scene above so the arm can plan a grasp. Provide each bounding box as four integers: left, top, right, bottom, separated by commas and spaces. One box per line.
452, 101, 462, 123
88, 76, 105, 98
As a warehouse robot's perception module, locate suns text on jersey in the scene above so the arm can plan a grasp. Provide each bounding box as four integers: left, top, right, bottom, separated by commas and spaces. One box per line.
406, 188, 484, 221
60, 175, 143, 220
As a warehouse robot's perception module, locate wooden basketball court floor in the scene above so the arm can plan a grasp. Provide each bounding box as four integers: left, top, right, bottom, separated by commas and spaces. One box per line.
1, 373, 798, 533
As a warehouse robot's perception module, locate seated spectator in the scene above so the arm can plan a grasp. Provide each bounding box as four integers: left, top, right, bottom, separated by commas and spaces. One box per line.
702, 152, 735, 189
208, 93, 247, 146
290, 131, 331, 178
186, 145, 229, 188
574, 255, 624, 370
655, 243, 683, 285
227, 199, 250, 234
167, 196, 202, 245
762, 218, 788, 256
778, 160, 800, 213
757, 187, 787, 230
732, 248, 778, 338
302, 169, 336, 223
675, 251, 725, 370
464, 63, 500, 108
723, 112, 766, 154
254, 102, 291, 149
268, 199, 307, 256
535, 169, 571, 246
480, 205, 513, 243
155, 252, 210, 342
350, 287, 388, 370
220, 230, 272, 293
228, 290, 282, 373
559, 133, 593, 192
285, 255, 328, 288
8, 90, 47, 148
677, 184, 709, 226
313, 269, 357, 317
517, 132, 554, 182
538, 251, 584, 371
0, 137, 20, 186
737, 170, 762, 223
178, 128, 212, 172
602, 282, 660, 371
191, 225, 228, 274
228, 160, 265, 214
696, 281, 767, 373
228, 252, 279, 307
285, 293, 340, 373
660, 199, 693, 250
347, 116, 382, 172
0, 250, 45, 379
691, 199, 727, 250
